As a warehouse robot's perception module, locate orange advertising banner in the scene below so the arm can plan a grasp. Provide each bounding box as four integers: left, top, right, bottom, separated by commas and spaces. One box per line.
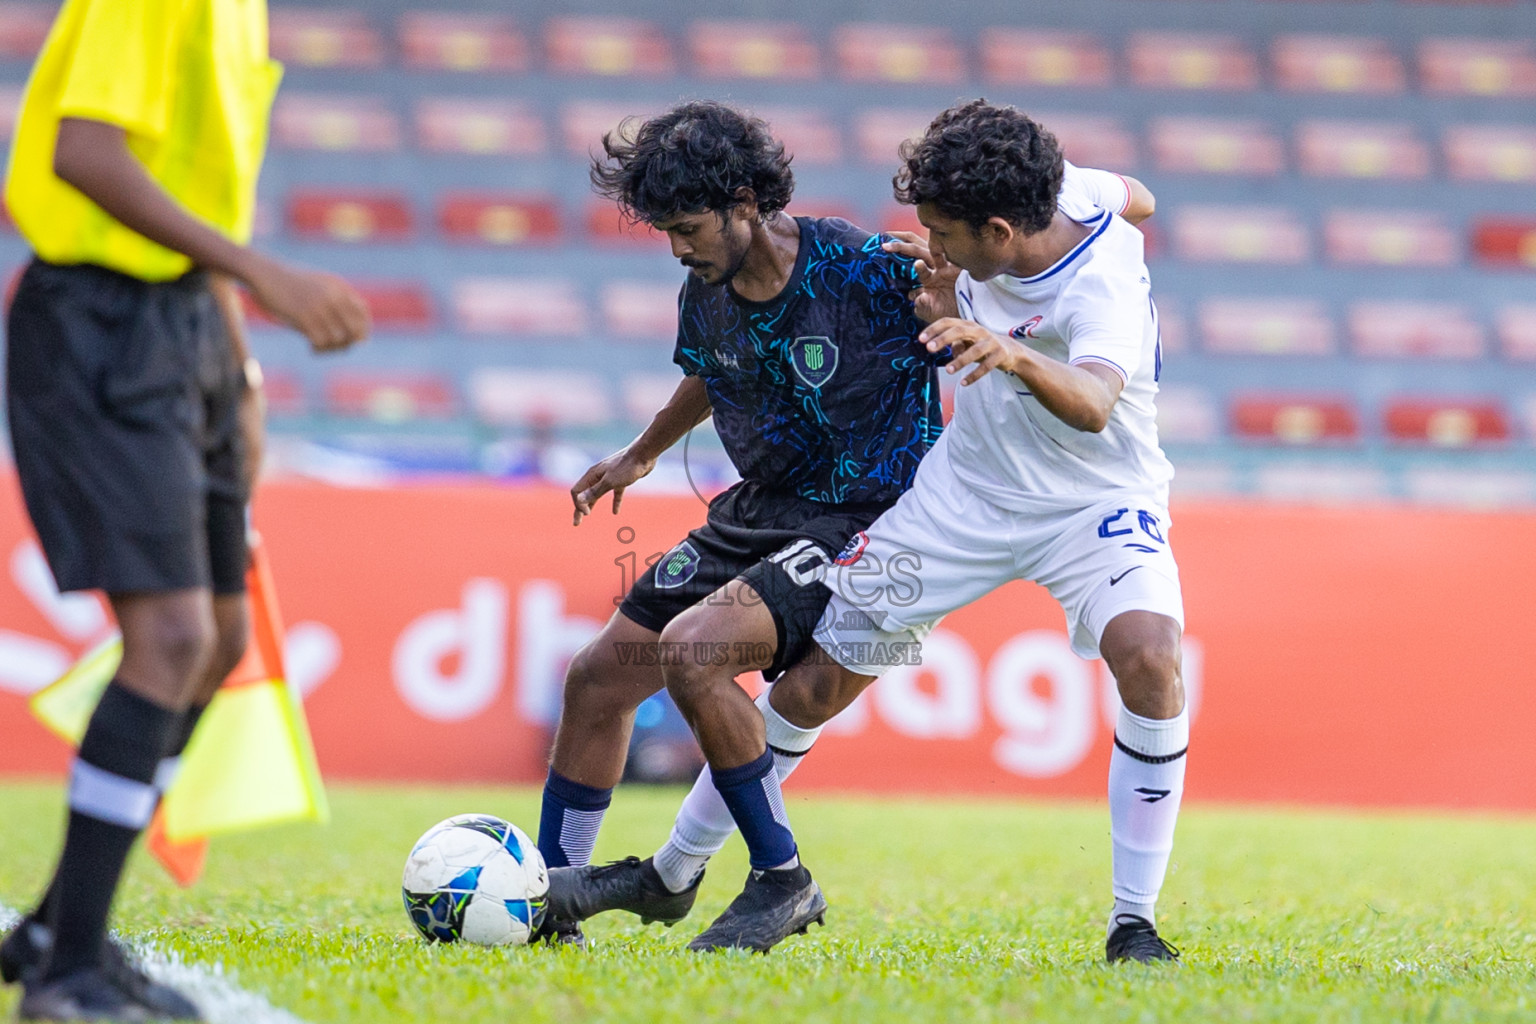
0, 476, 1532, 810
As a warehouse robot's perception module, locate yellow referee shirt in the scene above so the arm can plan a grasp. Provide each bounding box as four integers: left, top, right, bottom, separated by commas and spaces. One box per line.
5, 0, 282, 282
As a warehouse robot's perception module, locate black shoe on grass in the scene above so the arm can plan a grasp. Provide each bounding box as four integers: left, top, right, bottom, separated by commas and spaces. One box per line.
19, 965, 200, 1022
532, 916, 586, 948
547, 856, 702, 926
1105, 914, 1181, 964
3, 916, 201, 1017
1, 916, 52, 984
687, 864, 826, 954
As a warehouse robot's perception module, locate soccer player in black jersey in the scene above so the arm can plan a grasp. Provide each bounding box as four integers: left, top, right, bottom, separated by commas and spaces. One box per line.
533, 101, 949, 950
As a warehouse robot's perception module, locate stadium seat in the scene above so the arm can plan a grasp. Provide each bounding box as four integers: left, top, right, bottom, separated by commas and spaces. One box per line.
1383, 399, 1510, 446
561, 100, 664, 157
286, 190, 414, 244
1348, 302, 1486, 359
262, 370, 306, 419
415, 98, 547, 157
1126, 32, 1259, 91
0, 83, 23, 141
1231, 395, 1360, 444
1324, 209, 1459, 268
1155, 385, 1219, 443
324, 371, 459, 423
268, 8, 385, 70
1444, 124, 1536, 183
468, 369, 610, 427
584, 201, 667, 248
272, 94, 401, 152
833, 23, 965, 84
0, 2, 53, 58
601, 280, 679, 340
750, 106, 840, 165
854, 107, 929, 165
1471, 217, 1536, 269
1495, 304, 1536, 360
1418, 38, 1536, 97
352, 282, 436, 332
1037, 113, 1137, 170
1199, 298, 1336, 355
876, 204, 925, 236
622, 372, 686, 422
1150, 117, 1284, 176
1173, 207, 1311, 265
398, 12, 529, 72
1296, 120, 1430, 180
545, 17, 674, 77
1403, 468, 1536, 509
687, 20, 820, 80
437, 193, 560, 246
1153, 297, 1189, 354
453, 278, 588, 336
1271, 35, 1406, 94
980, 29, 1113, 88
1253, 463, 1388, 503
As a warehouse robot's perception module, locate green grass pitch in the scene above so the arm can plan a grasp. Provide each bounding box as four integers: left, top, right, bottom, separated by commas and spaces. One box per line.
2, 781, 1535, 1022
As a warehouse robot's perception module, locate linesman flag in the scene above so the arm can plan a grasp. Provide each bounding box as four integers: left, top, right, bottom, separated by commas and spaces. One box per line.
28, 538, 328, 885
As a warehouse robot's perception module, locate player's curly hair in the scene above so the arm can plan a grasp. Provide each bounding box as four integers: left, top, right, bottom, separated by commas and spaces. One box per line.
893, 99, 1064, 234
590, 101, 795, 226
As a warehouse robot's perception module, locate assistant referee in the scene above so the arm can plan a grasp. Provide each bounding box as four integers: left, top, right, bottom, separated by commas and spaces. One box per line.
0, 1, 369, 1019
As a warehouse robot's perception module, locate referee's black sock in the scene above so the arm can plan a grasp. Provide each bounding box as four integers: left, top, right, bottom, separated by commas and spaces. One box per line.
41, 681, 179, 981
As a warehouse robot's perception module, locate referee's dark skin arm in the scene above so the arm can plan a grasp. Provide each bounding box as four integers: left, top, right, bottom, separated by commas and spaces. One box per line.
54, 116, 370, 351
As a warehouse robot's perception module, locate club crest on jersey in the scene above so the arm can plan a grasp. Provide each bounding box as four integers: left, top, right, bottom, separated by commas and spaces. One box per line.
789, 336, 839, 389
1009, 316, 1044, 340
834, 531, 869, 567
653, 541, 701, 589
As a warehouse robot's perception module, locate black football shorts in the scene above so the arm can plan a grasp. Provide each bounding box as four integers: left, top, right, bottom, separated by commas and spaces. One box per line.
620, 479, 889, 680
6, 260, 249, 595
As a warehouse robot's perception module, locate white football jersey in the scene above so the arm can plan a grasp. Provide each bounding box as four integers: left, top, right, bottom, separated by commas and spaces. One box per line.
930, 162, 1174, 513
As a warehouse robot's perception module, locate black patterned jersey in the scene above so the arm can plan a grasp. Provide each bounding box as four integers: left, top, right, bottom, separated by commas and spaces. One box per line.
673, 217, 943, 506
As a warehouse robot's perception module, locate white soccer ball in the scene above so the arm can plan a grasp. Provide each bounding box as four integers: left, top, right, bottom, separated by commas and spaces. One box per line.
401, 814, 549, 945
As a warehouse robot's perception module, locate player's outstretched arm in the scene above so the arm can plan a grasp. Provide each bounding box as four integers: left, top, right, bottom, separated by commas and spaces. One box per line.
571, 375, 713, 525
53, 117, 370, 352
921, 317, 1124, 432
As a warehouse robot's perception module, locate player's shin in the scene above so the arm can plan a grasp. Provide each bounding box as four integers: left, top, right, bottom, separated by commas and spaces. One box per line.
709, 749, 798, 872
1107, 704, 1189, 933
537, 769, 613, 870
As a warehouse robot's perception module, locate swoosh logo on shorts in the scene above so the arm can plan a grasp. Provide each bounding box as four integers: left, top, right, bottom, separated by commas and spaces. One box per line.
1109, 567, 1142, 586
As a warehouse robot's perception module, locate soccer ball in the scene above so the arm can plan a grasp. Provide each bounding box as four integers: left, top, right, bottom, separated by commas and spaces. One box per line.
401, 814, 549, 945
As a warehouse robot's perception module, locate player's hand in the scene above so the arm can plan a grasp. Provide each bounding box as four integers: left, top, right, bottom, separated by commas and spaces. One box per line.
883, 231, 959, 323
571, 448, 657, 526
244, 256, 371, 353
920, 318, 1026, 386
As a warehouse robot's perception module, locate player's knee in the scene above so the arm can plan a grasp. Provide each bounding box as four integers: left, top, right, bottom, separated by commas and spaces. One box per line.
1111, 636, 1183, 718
773, 662, 862, 726
133, 604, 218, 684
656, 615, 716, 706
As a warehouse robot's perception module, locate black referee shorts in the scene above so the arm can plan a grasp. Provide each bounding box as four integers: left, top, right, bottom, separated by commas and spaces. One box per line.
620, 480, 889, 680
5, 260, 249, 596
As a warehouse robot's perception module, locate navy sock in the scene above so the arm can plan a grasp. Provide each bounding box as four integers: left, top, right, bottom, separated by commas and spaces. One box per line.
710, 748, 797, 871
537, 769, 612, 869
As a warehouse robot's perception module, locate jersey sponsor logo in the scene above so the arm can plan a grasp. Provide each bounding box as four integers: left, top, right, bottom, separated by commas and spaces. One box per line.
653, 541, 701, 590
834, 530, 869, 567
789, 336, 839, 389
1009, 316, 1043, 340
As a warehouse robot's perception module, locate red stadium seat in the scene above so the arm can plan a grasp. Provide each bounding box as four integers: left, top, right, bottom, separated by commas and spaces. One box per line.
876, 204, 925, 237
751, 106, 841, 165
601, 280, 678, 340
268, 8, 385, 69
0, 84, 23, 142
398, 12, 529, 73
1150, 117, 1284, 176
262, 370, 306, 419
584, 201, 667, 249
1471, 217, 1536, 269
1173, 207, 1311, 265
1038, 113, 1137, 170
272, 94, 401, 152
0, 2, 55, 59
286, 190, 414, 243
561, 100, 664, 156
1272, 35, 1406, 94
833, 24, 965, 85
1231, 395, 1360, 444
353, 282, 436, 332
1444, 124, 1536, 183
469, 369, 610, 427
1199, 298, 1335, 355
545, 17, 674, 77
853, 107, 929, 165
1155, 385, 1219, 442
1383, 399, 1509, 446
687, 20, 820, 80
1348, 302, 1485, 359
437, 193, 560, 246
415, 99, 547, 157
623, 373, 684, 422
325, 371, 459, 423
1127, 32, 1259, 91
1496, 304, 1536, 360
1324, 210, 1459, 268
1296, 120, 1430, 180
453, 278, 588, 336
1418, 38, 1536, 97
980, 29, 1113, 88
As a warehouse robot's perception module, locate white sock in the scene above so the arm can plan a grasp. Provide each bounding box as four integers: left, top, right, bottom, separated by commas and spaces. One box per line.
652, 688, 821, 893
1107, 704, 1189, 936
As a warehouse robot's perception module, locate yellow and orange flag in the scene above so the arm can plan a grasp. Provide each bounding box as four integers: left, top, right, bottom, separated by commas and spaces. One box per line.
28, 540, 328, 885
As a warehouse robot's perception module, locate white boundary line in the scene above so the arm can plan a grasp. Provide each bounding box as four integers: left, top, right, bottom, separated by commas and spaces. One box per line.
0, 902, 310, 1024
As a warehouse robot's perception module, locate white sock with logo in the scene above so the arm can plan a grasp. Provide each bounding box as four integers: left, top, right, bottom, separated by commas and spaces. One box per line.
1107, 704, 1189, 935
652, 688, 821, 893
